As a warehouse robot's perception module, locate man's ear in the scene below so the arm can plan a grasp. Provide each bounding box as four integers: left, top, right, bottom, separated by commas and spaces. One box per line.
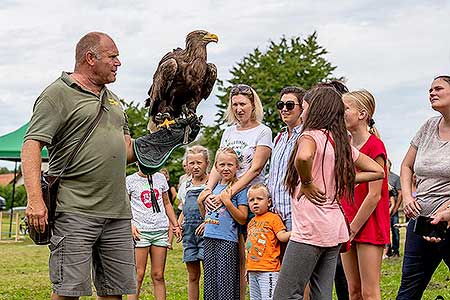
85, 51, 97, 66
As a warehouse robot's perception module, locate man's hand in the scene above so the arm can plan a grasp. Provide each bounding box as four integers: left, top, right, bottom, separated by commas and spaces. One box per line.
26, 198, 48, 233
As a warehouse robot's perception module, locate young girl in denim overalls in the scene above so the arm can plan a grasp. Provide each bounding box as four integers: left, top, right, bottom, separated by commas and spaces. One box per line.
178, 145, 210, 300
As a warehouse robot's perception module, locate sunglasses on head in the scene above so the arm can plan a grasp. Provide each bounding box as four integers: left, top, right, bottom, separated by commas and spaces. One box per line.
230, 84, 253, 98
276, 100, 300, 111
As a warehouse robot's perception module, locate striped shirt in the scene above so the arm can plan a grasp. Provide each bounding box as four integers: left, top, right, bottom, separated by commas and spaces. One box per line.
268, 125, 302, 221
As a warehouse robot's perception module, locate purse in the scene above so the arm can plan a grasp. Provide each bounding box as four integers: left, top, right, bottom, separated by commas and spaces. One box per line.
29, 95, 106, 245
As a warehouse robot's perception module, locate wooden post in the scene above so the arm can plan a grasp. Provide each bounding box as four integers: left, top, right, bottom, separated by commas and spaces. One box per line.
15, 212, 19, 242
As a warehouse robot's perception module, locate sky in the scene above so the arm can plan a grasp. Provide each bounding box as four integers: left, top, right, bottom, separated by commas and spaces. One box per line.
0, 0, 449, 173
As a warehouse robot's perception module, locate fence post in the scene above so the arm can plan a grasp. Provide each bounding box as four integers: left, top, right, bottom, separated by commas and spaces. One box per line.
15, 212, 19, 242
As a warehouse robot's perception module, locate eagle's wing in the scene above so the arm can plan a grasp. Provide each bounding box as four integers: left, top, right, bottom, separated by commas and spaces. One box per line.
200, 63, 217, 101
147, 57, 178, 116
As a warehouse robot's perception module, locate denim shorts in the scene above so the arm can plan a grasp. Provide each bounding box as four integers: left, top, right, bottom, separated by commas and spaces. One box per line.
49, 213, 136, 297
135, 230, 169, 248
182, 222, 204, 262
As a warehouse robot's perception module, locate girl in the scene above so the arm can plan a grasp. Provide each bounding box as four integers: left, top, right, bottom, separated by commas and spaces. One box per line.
127, 168, 182, 300
177, 145, 210, 300
198, 147, 249, 300
273, 86, 384, 300
341, 90, 390, 300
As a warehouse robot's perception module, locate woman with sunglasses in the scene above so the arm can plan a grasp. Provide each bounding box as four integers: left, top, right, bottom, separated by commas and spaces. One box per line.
203, 84, 272, 299
396, 75, 450, 300
268, 86, 306, 232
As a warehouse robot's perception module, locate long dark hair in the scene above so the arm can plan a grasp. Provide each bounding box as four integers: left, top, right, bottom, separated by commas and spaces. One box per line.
284, 86, 355, 202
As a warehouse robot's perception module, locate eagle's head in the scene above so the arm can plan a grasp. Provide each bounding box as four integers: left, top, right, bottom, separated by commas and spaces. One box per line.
186, 30, 218, 46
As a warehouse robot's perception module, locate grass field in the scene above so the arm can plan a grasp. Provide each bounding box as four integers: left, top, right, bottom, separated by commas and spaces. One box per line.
1, 216, 450, 299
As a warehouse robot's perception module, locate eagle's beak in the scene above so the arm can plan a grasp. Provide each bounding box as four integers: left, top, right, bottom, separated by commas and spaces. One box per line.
204, 33, 218, 43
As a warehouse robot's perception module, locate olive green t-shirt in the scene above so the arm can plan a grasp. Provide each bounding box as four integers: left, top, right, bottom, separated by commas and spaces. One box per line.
25, 72, 131, 219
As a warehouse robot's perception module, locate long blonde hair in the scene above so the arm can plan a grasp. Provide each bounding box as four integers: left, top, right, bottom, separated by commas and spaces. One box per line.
342, 90, 381, 138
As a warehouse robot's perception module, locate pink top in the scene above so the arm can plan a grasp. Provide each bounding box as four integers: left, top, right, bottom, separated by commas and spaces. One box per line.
290, 129, 360, 247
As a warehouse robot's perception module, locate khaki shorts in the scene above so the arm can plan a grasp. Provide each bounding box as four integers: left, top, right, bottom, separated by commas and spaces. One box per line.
49, 213, 137, 297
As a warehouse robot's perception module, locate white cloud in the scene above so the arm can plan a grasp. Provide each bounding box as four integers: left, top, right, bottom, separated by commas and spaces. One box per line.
1, 0, 450, 173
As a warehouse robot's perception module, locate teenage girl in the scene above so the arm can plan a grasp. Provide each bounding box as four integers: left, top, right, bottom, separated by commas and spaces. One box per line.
341, 90, 390, 300
177, 145, 210, 300
198, 147, 249, 300
273, 86, 384, 300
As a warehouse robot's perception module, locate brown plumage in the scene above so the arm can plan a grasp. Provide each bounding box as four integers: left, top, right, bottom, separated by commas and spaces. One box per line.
146, 30, 218, 131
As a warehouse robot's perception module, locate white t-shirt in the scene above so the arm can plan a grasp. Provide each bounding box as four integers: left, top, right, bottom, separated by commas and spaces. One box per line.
220, 124, 273, 185
126, 172, 169, 231
178, 179, 207, 205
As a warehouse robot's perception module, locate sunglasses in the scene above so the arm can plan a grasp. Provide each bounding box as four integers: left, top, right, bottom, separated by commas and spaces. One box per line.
230, 84, 253, 99
276, 100, 300, 111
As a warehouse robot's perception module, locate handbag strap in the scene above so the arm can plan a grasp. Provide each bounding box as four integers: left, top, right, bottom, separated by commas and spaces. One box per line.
52, 93, 107, 184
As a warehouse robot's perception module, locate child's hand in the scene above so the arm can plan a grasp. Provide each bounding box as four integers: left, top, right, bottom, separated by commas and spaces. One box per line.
131, 224, 141, 241
219, 188, 232, 205
173, 225, 182, 243
195, 222, 205, 236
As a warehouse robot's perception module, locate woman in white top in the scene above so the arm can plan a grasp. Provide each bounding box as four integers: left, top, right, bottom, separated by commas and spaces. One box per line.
203, 84, 272, 299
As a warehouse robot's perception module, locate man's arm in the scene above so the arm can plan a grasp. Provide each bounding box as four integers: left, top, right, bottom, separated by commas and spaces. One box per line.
21, 140, 48, 232
124, 134, 136, 164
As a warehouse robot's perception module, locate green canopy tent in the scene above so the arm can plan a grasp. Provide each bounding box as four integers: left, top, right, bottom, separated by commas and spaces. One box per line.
0, 123, 48, 237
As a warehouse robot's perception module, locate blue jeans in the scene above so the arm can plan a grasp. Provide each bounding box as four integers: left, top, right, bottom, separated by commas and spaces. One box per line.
390, 213, 400, 254
396, 219, 450, 300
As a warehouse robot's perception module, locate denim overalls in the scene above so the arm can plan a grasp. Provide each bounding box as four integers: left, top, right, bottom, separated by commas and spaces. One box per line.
182, 181, 205, 262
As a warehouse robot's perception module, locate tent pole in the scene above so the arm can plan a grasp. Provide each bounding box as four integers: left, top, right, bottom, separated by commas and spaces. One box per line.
8, 161, 17, 238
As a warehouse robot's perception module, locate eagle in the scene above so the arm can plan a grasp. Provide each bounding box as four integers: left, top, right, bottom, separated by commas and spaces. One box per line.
145, 30, 218, 132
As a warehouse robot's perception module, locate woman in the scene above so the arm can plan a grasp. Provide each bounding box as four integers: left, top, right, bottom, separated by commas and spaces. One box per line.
204, 84, 272, 299
274, 86, 384, 300
396, 75, 450, 300
340, 90, 390, 300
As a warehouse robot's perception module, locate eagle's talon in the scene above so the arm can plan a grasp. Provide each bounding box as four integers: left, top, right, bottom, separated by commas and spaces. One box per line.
158, 118, 176, 129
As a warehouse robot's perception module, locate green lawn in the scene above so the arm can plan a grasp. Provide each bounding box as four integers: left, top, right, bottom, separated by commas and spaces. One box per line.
1, 224, 449, 299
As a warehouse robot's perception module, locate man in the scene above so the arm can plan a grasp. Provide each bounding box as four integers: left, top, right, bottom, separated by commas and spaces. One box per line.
22, 32, 136, 299
267, 86, 305, 231
387, 159, 402, 257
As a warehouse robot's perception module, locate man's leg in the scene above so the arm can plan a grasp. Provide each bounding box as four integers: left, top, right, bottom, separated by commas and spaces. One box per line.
50, 213, 103, 298
391, 213, 400, 255
93, 218, 136, 298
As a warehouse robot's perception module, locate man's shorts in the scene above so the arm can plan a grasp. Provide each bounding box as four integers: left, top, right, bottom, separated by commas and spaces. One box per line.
49, 213, 137, 297
135, 230, 169, 248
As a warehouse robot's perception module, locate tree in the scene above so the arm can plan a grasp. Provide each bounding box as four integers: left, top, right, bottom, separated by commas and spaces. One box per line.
200, 32, 339, 152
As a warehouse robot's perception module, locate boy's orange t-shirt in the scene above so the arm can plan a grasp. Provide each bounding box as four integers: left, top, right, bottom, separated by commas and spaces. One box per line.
245, 212, 286, 272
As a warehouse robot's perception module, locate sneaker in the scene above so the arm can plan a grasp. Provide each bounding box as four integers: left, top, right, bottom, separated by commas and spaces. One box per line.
392, 252, 400, 258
